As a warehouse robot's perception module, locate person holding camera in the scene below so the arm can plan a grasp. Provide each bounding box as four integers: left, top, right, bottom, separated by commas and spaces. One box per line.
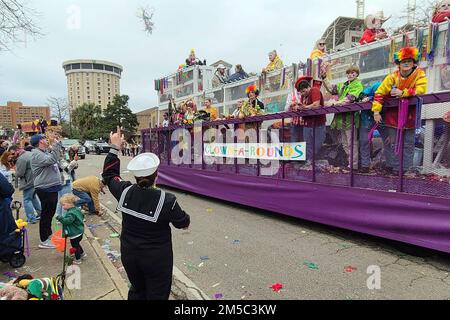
30, 133, 63, 249
16, 146, 42, 224
0, 150, 14, 184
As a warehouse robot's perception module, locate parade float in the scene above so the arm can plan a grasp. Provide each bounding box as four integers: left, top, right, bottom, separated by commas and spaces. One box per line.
143, 20, 450, 253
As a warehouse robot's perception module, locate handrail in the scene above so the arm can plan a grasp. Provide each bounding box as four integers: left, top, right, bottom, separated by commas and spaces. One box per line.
144, 91, 450, 133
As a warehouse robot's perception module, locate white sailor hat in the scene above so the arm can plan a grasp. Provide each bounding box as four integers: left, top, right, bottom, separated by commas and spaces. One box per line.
127, 153, 160, 177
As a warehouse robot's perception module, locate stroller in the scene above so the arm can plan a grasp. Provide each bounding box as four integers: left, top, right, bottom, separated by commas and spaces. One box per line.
0, 201, 27, 268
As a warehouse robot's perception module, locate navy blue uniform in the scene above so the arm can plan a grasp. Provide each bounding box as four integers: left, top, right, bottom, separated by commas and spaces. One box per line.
102, 147, 190, 300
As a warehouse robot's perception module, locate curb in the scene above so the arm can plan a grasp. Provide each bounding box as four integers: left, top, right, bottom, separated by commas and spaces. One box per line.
100, 204, 210, 300
84, 226, 129, 300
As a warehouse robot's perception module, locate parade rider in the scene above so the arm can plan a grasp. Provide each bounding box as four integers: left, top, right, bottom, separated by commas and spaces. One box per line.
102, 127, 191, 300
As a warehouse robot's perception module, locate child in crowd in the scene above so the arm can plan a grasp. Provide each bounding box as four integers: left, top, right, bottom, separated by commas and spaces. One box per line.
372, 47, 427, 174
56, 194, 86, 265
56, 151, 78, 217
358, 81, 382, 173
323, 66, 364, 169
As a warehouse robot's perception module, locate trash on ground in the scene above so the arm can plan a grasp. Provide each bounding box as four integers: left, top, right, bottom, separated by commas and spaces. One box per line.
87, 224, 103, 229
185, 262, 199, 272
303, 261, 319, 270
2, 272, 17, 278
212, 283, 220, 288
110, 233, 120, 238
270, 283, 283, 292
214, 293, 223, 299
200, 256, 209, 261
344, 266, 357, 273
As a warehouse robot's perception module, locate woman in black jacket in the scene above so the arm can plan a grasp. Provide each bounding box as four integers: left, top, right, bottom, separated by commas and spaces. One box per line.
0, 172, 15, 239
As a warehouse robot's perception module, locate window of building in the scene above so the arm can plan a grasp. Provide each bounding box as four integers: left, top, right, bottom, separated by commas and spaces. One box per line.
105, 65, 113, 72
72, 63, 81, 70
82, 63, 93, 69
93, 63, 104, 70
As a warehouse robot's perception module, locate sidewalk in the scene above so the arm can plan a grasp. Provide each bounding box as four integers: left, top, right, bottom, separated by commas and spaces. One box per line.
0, 190, 127, 300
1, 188, 206, 300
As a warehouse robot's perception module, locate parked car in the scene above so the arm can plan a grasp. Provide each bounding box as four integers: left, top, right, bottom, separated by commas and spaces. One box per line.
84, 140, 97, 154
61, 139, 86, 159
95, 141, 111, 154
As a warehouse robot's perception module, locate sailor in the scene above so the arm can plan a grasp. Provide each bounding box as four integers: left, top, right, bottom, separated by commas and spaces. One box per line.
102, 127, 191, 300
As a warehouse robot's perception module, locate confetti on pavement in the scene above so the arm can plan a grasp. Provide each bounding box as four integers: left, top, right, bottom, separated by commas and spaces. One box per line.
198, 262, 204, 268
206, 208, 213, 213
212, 283, 221, 288
344, 266, 358, 273
270, 283, 283, 292
303, 261, 319, 270
185, 262, 199, 272
214, 293, 223, 300
110, 233, 120, 238
2, 272, 17, 278
200, 256, 209, 261
232, 240, 241, 245
87, 224, 103, 229
187, 241, 194, 245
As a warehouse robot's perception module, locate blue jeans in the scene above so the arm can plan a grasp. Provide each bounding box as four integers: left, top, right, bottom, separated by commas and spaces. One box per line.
380, 126, 415, 171
290, 125, 303, 143
303, 126, 326, 163
56, 182, 72, 217
73, 189, 96, 213
359, 126, 371, 168
23, 187, 41, 222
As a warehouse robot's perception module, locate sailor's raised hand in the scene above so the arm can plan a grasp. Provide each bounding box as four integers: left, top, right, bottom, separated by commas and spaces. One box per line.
110, 126, 124, 149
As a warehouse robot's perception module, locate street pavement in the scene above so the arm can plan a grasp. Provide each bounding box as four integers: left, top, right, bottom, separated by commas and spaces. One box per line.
80, 154, 450, 300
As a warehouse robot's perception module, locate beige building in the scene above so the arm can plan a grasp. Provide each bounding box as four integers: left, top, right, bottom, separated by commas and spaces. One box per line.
62, 59, 123, 110
0, 101, 50, 129
136, 107, 160, 131
130, 107, 159, 143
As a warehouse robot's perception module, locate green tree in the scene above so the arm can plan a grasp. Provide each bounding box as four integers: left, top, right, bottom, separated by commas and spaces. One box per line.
72, 103, 105, 140
103, 95, 138, 139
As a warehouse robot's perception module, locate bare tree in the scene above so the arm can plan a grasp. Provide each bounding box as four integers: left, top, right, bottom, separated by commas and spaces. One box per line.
390, 0, 441, 35
47, 97, 69, 125
0, 0, 42, 51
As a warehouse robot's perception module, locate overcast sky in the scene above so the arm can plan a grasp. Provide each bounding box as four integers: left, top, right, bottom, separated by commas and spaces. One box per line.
0, 0, 410, 112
